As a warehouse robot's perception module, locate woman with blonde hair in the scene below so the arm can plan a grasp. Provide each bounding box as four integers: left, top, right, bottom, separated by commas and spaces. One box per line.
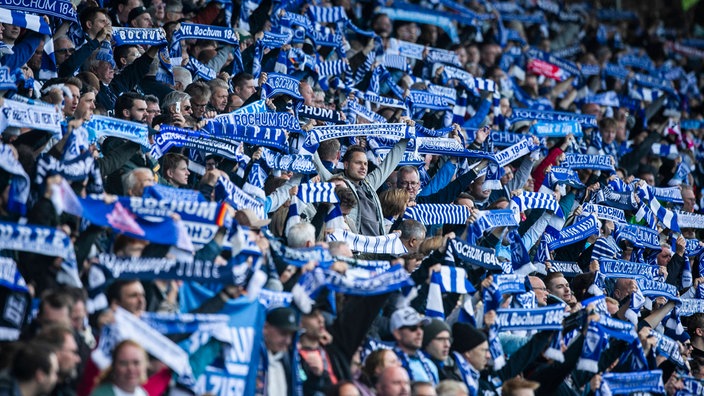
379, 188, 410, 232
91, 340, 148, 396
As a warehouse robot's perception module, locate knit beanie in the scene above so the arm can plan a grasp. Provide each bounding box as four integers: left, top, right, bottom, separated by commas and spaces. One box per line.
451, 322, 488, 353
422, 319, 451, 348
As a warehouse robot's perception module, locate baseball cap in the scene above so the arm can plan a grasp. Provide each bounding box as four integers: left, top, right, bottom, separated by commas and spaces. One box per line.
128, 6, 149, 24
266, 307, 298, 332
390, 307, 431, 332
234, 208, 271, 229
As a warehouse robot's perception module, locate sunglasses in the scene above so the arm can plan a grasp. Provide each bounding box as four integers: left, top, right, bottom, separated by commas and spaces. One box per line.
401, 325, 422, 332
56, 48, 76, 55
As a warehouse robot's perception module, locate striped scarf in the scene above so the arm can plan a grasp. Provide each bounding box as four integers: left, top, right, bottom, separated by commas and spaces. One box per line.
403, 204, 471, 225
426, 266, 475, 319
326, 230, 407, 256
636, 184, 680, 232
296, 182, 339, 203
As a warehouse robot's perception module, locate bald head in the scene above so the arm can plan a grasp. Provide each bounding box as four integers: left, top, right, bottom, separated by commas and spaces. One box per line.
376, 366, 410, 396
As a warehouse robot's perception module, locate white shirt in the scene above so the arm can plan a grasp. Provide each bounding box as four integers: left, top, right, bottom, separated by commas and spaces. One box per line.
267, 350, 287, 396
112, 385, 148, 396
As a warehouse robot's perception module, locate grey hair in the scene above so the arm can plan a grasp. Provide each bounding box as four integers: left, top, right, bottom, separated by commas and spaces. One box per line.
122, 167, 153, 196
161, 91, 191, 112
286, 222, 316, 248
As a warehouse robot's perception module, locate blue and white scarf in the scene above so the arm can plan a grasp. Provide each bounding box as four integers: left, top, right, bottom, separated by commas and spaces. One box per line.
143, 184, 206, 202
598, 370, 665, 396
578, 322, 606, 373
636, 184, 680, 232
174, 23, 238, 45
650, 330, 686, 369
598, 259, 660, 280
93, 307, 193, 379
261, 72, 303, 100
444, 238, 507, 272
678, 298, 704, 317
592, 186, 637, 211
376, 5, 459, 43
547, 215, 599, 250
112, 27, 167, 46
296, 182, 338, 203
0, 221, 80, 287
466, 209, 519, 245
298, 105, 345, 124
582, 203, 626, 223
0, 144, 29, 215
403, 204, 471, 225
547, 261, 583, 277
262, 150, 316, 174
205, 121, 289, 152
426, 266, 475, 319
529, 121, 583, 138
326, 229, 406, 256
637, 279, 680, 302
152, 128, 242, 162
184, 57, 216, 81
303, 123, 412, 153
494, 305, 565, 332
291, 265, 413, 313
0, 97, 62, 137
676, 211, 704, 229
0, 0, 77, 21
84, 116, 150, 148
562, 154, 615, 172
214, 110, 303, 134
512, 192, 563, 217
510, 108, 597, 129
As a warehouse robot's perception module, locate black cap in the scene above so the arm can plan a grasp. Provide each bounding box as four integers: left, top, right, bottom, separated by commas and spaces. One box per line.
128, 6, 149, 24
266, 307, 298, 332
451, 322, 487, 353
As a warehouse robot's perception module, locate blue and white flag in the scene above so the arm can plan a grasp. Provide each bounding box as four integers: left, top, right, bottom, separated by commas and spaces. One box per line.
426, 266, 475, 319
403, 204, 471, 225
636, 184, 680, 232
215, 176, 265, 220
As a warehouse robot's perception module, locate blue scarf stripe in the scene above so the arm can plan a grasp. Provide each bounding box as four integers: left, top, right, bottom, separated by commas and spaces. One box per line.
403, 204, 471, 225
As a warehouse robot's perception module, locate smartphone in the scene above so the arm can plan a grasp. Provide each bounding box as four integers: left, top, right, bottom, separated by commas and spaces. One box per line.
174, 102, 181, 114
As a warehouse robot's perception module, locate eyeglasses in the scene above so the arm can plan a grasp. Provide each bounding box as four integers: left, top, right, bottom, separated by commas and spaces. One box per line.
400, 325, 422, 332
183, 105, 192, 111
399, 181, 420, 188
56, 48, 75, 55
434, 336, 453, 344
533, 287, 547, 291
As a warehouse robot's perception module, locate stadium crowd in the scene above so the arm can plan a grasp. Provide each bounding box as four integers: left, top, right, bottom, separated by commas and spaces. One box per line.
0, 0, 703, 395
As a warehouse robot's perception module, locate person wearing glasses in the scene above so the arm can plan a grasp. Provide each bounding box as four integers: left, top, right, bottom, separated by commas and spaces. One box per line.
421, 319, 458, 381
390, 307, 438, 385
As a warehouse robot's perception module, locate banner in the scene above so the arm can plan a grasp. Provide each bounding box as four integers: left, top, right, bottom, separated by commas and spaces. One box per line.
614, 223, 660, 249
547, 261, 583, 277
204, 121, 289, 151
637, 279, 680, 302
262, 72, 302, 100
304, 123, 412, 152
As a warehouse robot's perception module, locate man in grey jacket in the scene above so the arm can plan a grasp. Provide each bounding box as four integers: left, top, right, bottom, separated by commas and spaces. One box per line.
314, 123, 411, 236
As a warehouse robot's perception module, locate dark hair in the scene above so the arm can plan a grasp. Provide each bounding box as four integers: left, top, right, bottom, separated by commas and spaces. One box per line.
161, 152, 188, 178
341, 145, 365, 163
115, 92, 146, 119
79, 7, 109, 30
232, 72, 255, 91
11, 342, 55, 382
106, 280, 141, 305
39, 290, 73, 317
35, 324, 74, 350
185, 81, 211, 101
335, 186, 357, 210
113, 45, 139, 69
143, 94, 159, 106
317, 139, 341, 161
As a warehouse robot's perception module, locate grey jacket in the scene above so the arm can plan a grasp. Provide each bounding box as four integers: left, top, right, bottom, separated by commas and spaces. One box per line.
314, 138, 410, 235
